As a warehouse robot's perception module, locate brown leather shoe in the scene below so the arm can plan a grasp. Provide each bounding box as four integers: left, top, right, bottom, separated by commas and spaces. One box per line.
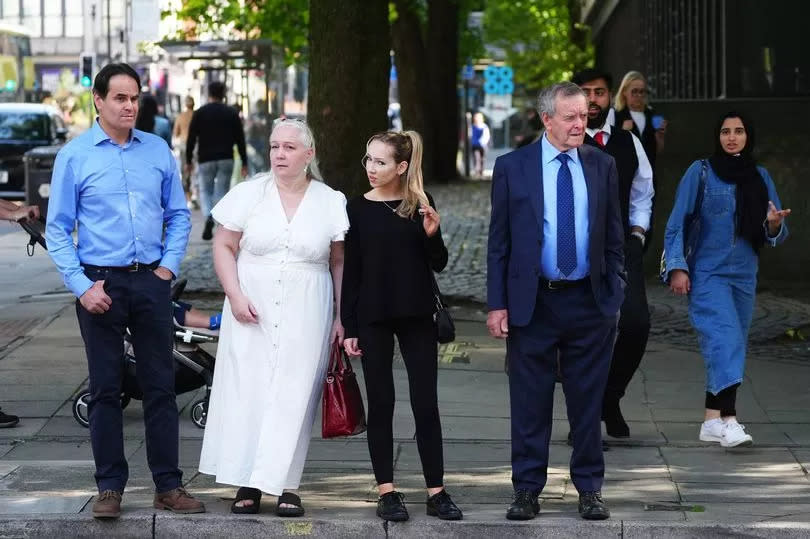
92, 490, 122, 519
153, 487, 206, 514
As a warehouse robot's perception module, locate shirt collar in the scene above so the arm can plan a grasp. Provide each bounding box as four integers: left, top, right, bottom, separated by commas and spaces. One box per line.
92, 118, 141, 146
541, 132, 579, 165
585, 120, 612, 138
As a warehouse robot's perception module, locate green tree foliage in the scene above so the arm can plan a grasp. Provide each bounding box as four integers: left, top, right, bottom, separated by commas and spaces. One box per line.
164, 0, 308, 65
484, 0, 593, 92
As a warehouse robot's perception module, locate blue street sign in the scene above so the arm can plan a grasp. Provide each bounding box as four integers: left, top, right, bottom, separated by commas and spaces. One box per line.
462, 62, 474, 81
483, 64, 514, 95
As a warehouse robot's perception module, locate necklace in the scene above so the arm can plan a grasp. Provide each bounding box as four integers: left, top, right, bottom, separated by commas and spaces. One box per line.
381, 200, 399, 213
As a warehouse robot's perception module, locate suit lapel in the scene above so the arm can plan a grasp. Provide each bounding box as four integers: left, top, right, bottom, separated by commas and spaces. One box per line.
522, 141, 544, 236
578, 146, 598, 236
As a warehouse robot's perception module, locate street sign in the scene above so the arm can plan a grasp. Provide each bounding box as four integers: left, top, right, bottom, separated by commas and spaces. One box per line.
481, 93, 518, 127
483, 65, 514, 95
481, 64, 517, 126
462, 62, 474, 81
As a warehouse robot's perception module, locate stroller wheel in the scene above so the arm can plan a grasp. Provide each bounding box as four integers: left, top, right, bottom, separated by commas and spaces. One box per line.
72, 390, 133, 428
72, 391, 91, 428
190, 399, 207, 429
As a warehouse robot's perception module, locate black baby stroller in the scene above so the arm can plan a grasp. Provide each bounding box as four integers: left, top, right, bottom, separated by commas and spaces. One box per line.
19, 217, 217, 429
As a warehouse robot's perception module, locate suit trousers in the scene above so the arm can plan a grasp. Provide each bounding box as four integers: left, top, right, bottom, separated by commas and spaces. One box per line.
604, 237, 651, 404
359, 316, 444, 488
509, 282, 617, 494
76, 267, 181, 494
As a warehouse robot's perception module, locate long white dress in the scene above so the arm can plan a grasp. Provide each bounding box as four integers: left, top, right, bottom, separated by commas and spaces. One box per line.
199, 175, 349, 495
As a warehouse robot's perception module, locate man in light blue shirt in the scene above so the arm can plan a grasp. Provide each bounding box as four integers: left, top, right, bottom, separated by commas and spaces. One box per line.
46, 63, 202, 519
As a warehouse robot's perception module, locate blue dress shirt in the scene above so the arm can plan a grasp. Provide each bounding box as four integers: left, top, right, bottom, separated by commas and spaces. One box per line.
540, 134, 590, 280
46, 120, 191, 297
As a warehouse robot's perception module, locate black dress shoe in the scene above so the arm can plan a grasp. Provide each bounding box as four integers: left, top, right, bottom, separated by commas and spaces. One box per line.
602, 399, 630, 438
426, 490, 463, 520
506, 489, 539, 520
376, 491, 409, 522
578, 491, 610, 520
202, 216, 214, 240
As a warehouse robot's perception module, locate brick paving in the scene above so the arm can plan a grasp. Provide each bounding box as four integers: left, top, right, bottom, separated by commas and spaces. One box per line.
179, 180, 810, 362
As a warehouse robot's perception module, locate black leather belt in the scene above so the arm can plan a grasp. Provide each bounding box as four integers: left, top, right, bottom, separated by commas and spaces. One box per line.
541, 277, 589, 290
83, 260, 160, 273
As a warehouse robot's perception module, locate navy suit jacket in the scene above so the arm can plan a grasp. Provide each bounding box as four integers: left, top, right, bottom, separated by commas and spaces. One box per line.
487, 140, 626, 326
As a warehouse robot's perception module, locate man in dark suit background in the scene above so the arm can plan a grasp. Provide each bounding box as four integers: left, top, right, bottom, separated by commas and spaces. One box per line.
487, 82, 625, 521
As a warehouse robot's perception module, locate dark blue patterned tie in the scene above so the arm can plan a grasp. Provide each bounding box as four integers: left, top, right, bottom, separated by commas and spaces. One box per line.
555, 153, 577, 277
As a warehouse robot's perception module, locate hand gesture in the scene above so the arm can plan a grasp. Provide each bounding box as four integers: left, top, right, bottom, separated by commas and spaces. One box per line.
419, 203, 440, 238
230, 293, 258, 324
331, 318, 345, 346
487, 309, 509, 339
669, 269, 691, 296
79, 280, 112, 314
12, 205, 39, 222
766, 200, 791, 236
343, 337, 362, 357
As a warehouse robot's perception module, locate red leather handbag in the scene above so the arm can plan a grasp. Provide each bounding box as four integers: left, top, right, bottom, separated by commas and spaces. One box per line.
322, 341, 367, 438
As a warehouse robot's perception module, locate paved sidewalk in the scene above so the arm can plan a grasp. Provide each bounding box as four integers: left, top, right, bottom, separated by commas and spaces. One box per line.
1, 187, 809, 537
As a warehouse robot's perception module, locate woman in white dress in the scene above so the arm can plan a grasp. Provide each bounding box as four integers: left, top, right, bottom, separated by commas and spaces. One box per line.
198, 119, 348, 516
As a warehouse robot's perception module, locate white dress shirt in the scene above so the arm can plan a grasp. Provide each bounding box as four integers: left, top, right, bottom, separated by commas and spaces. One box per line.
586, 122, 654, 232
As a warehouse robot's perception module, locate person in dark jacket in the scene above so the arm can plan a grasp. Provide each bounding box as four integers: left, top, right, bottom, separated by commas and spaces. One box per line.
342, 130, 462, 523
185, 81, 248, 240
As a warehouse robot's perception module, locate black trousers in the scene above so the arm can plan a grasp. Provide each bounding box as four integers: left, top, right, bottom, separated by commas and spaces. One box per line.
705, 383, 740, 416
359, 316, 444, 488
604, 238, 651, 406
76, 267, 181, 493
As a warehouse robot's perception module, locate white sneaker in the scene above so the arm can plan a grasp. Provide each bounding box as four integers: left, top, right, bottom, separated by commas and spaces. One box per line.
699, 418, 724, 443
720, 420, 753, 448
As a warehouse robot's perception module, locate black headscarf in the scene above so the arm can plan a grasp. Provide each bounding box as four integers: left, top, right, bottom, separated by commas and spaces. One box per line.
708, 111, 769, 251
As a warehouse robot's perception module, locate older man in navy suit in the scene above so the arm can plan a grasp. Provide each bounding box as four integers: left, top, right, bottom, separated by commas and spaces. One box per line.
487, 82, 625, 521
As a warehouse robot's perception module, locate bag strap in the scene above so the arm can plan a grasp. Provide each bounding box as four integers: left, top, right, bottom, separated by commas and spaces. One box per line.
693, 159, 708, 215
328, 339, 351, 373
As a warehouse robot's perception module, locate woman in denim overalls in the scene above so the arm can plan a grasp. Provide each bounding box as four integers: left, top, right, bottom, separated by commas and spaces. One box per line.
663, 112, 791, 448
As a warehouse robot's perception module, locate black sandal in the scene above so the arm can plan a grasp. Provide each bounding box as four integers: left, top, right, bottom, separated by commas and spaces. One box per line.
276, 492, 305, 517
230, 487, 262, 514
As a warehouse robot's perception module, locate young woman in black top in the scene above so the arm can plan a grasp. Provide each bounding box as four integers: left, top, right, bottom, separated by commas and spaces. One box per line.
341, 130, 462, 522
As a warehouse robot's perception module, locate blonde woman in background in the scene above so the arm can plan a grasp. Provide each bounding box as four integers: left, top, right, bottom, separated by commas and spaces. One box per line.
614, 71, 666, 168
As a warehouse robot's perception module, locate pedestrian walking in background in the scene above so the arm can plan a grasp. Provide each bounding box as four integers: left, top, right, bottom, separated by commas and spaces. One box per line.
613, 71, 666, 169
185, 81, 248, 240
0, 199, 41, 429
173, 96, 197, 208
471, 112, 491, 178
198, 119, 348, 517
573, 68, 654, 439
487, 82, 625, 521
341, 130, 462, 523
135, 94, 171, 147
664, 111, 790, 448
45, 63, 201, 519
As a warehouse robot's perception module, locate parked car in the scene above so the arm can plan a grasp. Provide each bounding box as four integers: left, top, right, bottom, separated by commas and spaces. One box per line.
0, 103, 67, 199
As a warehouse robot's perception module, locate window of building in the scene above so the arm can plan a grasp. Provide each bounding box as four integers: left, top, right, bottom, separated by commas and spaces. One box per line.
1, 0, 20, 19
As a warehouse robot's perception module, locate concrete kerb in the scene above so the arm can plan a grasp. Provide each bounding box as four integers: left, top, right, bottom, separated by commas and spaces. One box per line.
1, 515, 809, 538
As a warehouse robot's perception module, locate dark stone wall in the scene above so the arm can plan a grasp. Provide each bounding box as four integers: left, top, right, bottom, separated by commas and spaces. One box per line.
647, 99, 809, 285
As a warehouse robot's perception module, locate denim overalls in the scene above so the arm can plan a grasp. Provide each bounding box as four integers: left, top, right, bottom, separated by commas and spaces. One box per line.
664, 160, 788, 394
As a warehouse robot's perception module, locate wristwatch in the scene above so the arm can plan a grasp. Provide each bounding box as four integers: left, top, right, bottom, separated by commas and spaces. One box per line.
630, 230, 646, 247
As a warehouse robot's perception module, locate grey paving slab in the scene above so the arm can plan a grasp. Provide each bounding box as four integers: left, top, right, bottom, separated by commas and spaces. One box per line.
783, 424, 810, 444
603, 447, 670, 480
766, 410, 810, 423
662, 447, 807, 484
0, 495, 91, 515
0, 400, 67, 418
601, 478, 680, 504
678, 481, 810, 503
0, 462, 18, 478
684, 503, 810, 524
0, 464, 96, 493
0, 418, 46, 439
0, 439, 142, 461
0, 384, 77, 402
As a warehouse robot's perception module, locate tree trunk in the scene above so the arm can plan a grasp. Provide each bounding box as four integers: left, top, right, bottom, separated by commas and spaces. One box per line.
308, 0, 390, 196
426, 0, 460, 182
391, 0, 434, 180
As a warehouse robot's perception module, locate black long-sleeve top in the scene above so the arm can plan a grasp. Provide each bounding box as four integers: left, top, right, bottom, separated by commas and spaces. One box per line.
186, 102, 248, 165
341, 193, 448, 339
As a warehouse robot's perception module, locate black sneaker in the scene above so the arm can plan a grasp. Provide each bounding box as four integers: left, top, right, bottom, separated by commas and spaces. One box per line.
202, 216, 214, 240
0, 408, 19, 428
578, 491, 610, 520
426, 489, 463, 520
376, 491, 408, 522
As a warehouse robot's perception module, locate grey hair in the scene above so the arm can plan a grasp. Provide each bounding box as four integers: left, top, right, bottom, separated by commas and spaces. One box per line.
271, 118, 323, 181
537, 82, 587, 117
